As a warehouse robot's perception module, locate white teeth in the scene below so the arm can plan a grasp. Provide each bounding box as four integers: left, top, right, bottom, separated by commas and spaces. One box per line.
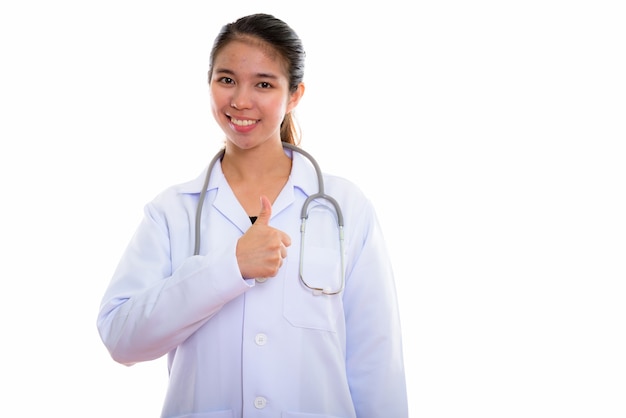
231, 117, 257, 127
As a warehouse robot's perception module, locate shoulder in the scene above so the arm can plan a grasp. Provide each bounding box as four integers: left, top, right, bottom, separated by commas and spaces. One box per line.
324, 173, 366, 198
323, 173, 376, 218
145, 168, 208, 213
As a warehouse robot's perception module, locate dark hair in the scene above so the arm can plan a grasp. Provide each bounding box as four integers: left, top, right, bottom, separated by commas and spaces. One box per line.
208, 13, 305, 145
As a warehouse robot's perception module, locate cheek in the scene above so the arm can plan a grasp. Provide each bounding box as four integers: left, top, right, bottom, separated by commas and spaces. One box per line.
209, 97, 219, 120
209, 88, 224, 118
264, 96, 289, 119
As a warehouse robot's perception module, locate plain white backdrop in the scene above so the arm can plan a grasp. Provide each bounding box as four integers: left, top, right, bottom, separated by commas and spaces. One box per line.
1, 1, 624, 416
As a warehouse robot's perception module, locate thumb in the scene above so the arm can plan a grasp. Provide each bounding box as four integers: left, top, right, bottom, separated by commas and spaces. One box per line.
256, 195, 272, 225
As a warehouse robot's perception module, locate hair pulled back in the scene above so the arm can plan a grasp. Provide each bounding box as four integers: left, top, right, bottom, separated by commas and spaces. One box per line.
208, 13, 305, 145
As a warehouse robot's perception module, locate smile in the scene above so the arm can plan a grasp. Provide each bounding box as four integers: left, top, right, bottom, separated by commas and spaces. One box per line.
230, 117, 258, 127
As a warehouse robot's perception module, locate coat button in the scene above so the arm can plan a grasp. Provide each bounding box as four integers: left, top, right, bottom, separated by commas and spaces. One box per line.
255, 277, 268, 283
255, 333, 267, 346
254, 396, 267, 409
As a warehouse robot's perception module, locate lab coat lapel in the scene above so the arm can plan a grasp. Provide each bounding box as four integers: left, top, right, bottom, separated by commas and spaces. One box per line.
208, 150, 317, 231
271, 150, 319, 219
211, 165, 252, 234
271, 181, 294, 218
289, 151, 319, 199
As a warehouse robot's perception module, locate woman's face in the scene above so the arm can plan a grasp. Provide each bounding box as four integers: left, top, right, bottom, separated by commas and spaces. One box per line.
209, 39, 302, 150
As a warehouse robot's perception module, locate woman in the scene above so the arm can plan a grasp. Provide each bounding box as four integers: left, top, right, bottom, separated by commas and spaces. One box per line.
97, 13, 408, 417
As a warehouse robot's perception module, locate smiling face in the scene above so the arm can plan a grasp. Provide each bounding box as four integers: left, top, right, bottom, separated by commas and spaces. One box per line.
209, 38, 304, 151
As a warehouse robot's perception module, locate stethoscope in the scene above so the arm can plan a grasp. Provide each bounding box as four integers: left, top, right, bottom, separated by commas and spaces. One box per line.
193, 142, 345, 295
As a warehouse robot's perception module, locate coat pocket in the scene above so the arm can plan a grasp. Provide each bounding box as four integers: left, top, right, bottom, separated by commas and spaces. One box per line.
283, 246, 344, 332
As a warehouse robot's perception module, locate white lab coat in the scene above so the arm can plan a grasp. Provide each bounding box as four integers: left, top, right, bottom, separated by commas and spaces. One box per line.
97, 148, 408, 418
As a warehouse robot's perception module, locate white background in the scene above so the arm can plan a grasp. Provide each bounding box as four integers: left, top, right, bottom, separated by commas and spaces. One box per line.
1, 1, 624, 416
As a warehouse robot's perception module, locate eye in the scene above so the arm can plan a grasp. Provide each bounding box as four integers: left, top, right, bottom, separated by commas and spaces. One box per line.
257, 81, 272, 89
218, 77, 235, 85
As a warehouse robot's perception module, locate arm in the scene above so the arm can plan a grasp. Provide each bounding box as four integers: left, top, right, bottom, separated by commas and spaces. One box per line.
96, 200, 251, 365
343, 201, 409, 417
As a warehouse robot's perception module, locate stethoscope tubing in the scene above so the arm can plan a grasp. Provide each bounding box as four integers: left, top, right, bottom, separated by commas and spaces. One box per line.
193, 142, 345, 295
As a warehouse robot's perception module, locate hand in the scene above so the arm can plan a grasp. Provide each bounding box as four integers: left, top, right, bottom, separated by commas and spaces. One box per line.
236, 195, 291, 280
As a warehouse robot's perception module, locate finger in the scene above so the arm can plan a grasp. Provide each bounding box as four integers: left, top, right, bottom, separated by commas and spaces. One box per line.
281, 231, 292, 247
256, 195, 272, 226
280, 242, 288, 259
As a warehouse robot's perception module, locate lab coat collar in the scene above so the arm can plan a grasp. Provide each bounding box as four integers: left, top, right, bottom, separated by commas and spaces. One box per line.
176, 147, 320, 229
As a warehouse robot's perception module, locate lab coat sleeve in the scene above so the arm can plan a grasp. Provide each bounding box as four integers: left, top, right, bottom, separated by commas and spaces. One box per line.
343, 199, 409, 417
97, 199, 251, 366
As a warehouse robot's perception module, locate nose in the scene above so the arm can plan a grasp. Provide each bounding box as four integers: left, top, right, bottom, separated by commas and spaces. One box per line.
230, 87, 252, 110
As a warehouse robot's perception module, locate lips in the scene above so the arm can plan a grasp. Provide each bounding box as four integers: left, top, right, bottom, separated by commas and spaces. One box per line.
230, 117, 258, 127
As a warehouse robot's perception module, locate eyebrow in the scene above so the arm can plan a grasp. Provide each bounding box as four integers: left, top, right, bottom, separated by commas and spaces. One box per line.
213, 68, 279, 80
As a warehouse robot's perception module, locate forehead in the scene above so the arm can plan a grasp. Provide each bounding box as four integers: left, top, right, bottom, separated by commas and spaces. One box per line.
213, 37, 289, 76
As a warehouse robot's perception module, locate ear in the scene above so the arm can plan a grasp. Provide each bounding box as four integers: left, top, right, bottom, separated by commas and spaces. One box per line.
286, 82, 305, 113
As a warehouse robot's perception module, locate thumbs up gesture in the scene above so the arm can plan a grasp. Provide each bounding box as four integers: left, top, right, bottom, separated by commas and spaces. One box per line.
236, 195, 292, 280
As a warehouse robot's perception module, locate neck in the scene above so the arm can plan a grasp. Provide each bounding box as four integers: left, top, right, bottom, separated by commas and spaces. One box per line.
222, 141, 291, 181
